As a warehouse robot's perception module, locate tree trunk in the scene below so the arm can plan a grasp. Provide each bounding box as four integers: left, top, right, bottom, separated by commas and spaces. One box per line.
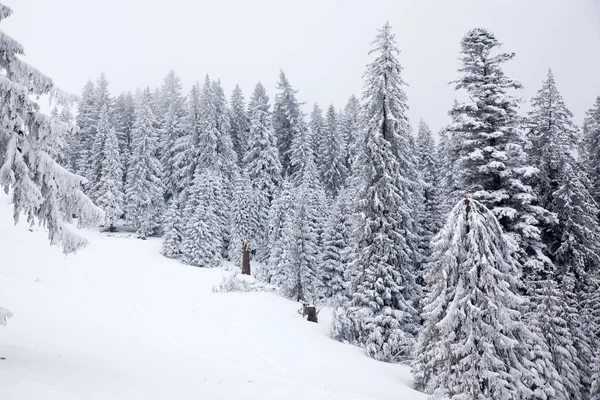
303, 304, 318, 323
241, 240, 251, 275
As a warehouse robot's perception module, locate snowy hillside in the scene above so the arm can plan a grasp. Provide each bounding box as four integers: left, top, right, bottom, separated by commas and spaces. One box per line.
0, 196, 425, 400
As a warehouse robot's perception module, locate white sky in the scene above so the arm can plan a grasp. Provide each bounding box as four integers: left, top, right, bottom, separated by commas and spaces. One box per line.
4, 0, 600, 134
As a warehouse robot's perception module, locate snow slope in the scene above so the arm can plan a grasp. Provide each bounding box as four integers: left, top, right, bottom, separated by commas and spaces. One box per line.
0, 196, 427, 400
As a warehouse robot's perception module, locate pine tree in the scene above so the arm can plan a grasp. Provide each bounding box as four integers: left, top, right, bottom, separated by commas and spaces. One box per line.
276, 163, 323, 302
310, 103, 325, 163
229, 84, 250, 164
320, 188, 352, 304
181, 168, 223, 268
0, 4, 103, 255
93, 105, 124, 231
114, 92, 135, 183
341, 94, 361, 169
319, 105, 348, 198
413, 197, 541, 400
210, 79, 237, 259
449, 28, 555, 289
527, 69, 579, 208
74, 80, 97, 177
243, 82, 282, 260
331, 23, 421, 362
273, 70, 303, 177
262, 179, 294, 283
125, 88, 165, 239
583, 96, 600, 203
158, 71, 186, 201
415, 119, 441, 264
161, 198, 183, 259
228, 170, 260, 266
173, 82, 202, 203
289, 116, 315, 188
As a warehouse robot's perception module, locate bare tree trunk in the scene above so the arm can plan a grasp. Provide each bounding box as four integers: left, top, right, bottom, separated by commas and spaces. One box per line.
241, 240, 251, 275
303, 304, 318, 323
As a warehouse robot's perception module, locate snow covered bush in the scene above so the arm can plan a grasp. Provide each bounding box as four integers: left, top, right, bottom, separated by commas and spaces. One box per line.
0, 306, 13, 327
212, 271, 277, 293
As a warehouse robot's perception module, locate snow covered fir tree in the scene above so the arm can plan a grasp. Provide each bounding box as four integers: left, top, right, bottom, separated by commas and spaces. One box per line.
2, 3, 600, 398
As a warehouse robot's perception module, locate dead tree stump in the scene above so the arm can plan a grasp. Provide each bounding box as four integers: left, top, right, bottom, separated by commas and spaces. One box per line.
241, 239, 251, 275
303, 304, 318, 323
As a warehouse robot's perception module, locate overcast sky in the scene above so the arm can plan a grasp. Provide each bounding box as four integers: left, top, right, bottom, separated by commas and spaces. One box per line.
5, 0, 600, 134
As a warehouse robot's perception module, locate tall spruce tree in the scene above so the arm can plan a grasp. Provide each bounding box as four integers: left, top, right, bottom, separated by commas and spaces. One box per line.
319, 105, 348, 198
74, 80, 97, 177
341, 94, 361, 169
92, 105, 124, 231
228, 170, 260, 266
181, 168, 223, 268
415, 119, 441, 264
114, 91, 135, 183
243, 82, 282, 260
276, 155, 323, 302
320, 187, 353, 304
448, 28, 555, 290
310, 103, 325, 164
172, 82, 202, 204
158, 71, 186, 201
229, 84, 250, 164
331, 23, 421, 362
125, 88, 165, 239
413, 197, 543, 400
161, 197, 183, 259
262, 179, 295, 283
0, 3, 103, 256
273, 70, 303, 177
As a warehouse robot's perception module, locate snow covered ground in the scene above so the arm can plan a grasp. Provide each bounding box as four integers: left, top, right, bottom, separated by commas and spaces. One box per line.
0, 196, 426, 400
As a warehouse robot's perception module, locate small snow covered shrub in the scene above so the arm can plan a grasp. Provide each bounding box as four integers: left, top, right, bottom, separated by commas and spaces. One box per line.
0, 307, 13, 327
330, 307, 359, 344
212, 271, 277, 293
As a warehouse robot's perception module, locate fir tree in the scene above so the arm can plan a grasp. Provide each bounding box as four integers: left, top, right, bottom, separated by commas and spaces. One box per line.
310, 103, 325, 163
449, 28, 555, 288
228, 170, 260, 266
341, 94, 361, 169
320, 188, 352, 304
273, 70, 303, 177
415, 119, 441, 264
229, 84, 250, 163
125, 88, 165, 239
158, 71, 186, 201
173, 82, 202, 203
413, 197, 541, 400
527, 69, 579, 208
161, 198, 183, 259
181, 168, 223, 268
93, 105, 124, 231
331, 23, 421, 362
114, 91, 135, 183
276, 162, 323, 302
0, 4, 103, 254
74, 80, 97, 177
262, 179, 294, 283
243, 82, 282, 260
210, 79, 237, 258
319, 105, 348, 198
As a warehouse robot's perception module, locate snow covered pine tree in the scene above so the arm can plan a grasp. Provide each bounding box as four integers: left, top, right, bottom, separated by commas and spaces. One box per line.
0, 3, 103, 325
331, 22, 421, 363
413, 196, 541, 400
